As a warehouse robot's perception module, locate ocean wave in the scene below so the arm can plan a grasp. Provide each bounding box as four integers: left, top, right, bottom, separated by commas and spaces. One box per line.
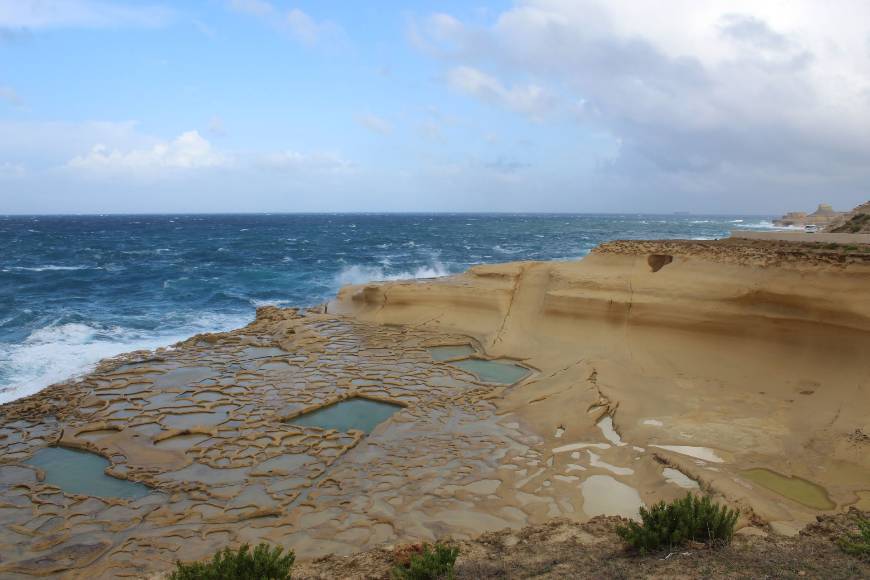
335, 262, 449, 286
736, 220, 790, 230
249, 298, 295, 308
8, 265, 97, 272
0, 314, 250, 405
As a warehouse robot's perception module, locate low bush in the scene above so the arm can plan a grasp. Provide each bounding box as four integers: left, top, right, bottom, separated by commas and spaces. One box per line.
838, 515, 870, 559
391, 542, 460, 580
617, 493, 739, 554
169, 543, 294, 580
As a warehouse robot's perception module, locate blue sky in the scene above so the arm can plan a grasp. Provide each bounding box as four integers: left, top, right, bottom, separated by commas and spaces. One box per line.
1, 0, 869, 214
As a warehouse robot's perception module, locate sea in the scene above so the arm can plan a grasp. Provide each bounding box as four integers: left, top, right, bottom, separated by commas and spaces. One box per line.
0, 213, 780, 404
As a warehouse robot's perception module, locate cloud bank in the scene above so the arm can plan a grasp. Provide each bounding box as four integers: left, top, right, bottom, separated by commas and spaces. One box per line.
413, 0, 870, 207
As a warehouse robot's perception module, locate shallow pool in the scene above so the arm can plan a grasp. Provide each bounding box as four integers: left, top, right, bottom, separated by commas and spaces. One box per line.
428, 345, 476, 361
449, 359, 530, 385
288, 397, 402, 433
27, 447, 151, 499
741, 468, 835, 510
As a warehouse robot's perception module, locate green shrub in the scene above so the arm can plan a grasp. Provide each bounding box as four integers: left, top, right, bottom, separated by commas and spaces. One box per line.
617, 493, 739, 554
169, 543, 294, 580
391, 542, 460, 580
838, 516, 870, 559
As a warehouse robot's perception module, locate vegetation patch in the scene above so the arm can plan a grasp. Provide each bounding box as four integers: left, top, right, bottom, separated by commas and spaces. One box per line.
832, 213, 870, 233
838, 515, 870, 559
391, 542, 460, 579
616, 493, 738, 554
170, 543, 294, 580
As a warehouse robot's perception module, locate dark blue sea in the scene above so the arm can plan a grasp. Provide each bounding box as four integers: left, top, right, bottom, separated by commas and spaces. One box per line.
0, 213, 778, 403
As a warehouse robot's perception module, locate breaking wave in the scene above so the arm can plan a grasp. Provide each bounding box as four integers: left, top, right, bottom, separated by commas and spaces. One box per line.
0, 314, 250, 405
335, 262, 450, 286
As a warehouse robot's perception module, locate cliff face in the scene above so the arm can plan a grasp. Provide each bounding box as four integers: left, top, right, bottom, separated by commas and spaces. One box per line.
827, 201, 870, 233
334, 238, 870, 529
774, 203, 845, 227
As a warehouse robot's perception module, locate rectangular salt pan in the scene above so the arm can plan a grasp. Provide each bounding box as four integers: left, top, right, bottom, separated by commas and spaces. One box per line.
288, 397, 402, 434
27, 447, 151, 500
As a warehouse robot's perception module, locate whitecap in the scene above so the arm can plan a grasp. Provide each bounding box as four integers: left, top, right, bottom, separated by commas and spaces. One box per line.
10, 265, 94, 272
334, 262, 449, 286
249, 298, 294, 308
0, 314, 250, 405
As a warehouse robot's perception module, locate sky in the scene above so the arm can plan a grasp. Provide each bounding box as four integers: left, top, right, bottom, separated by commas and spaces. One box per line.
1, 0, 869, 214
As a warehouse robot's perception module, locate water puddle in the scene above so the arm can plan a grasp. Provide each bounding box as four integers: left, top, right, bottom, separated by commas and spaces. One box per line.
580, 475, 643, 519
588, 451, 634, 475
449, 359, 530, 385
287, 397, 402, 434
27, 447, 151, 499
162, 405, 235, 429
663, 467, 700, 489
650, 445, 724, 463
596, 416, 625, 446
428, 345, 476, 361
740, 468, 835, 510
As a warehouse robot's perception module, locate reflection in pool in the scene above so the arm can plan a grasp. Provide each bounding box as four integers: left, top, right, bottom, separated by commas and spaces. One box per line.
288, 397, 402, 434
27, 447, 151, 499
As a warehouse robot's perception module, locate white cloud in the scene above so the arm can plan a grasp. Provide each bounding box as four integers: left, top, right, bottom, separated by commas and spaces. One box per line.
227, 1, 339, 46
192, 18, 216, 39
446, 66, 557, 120
0, 161, 26, 178
226, 0, 273, 18
285, 9, 318, 45
207, 115, 226, 136
357, 113, 393, 135
0, 0, 172, 29
0, 85, 22, 107
415, 0, 870, 203
67, 130, 229, 173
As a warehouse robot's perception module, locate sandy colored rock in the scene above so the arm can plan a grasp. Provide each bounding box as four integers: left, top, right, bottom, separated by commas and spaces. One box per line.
1, 238, 868, 577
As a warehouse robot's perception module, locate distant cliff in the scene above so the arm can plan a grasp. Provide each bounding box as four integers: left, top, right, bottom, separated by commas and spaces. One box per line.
827, 201, 870, 233
773, 203, 844, 227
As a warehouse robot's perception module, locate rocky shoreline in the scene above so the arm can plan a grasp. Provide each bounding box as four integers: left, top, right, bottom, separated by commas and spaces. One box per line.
1, 238, 869, 577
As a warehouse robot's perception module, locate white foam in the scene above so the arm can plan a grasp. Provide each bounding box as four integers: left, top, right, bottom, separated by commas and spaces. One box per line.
249, 298, 295, 308
10, 265, 96, 272
0, 314, 250, 405
335, 262, 449, 286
